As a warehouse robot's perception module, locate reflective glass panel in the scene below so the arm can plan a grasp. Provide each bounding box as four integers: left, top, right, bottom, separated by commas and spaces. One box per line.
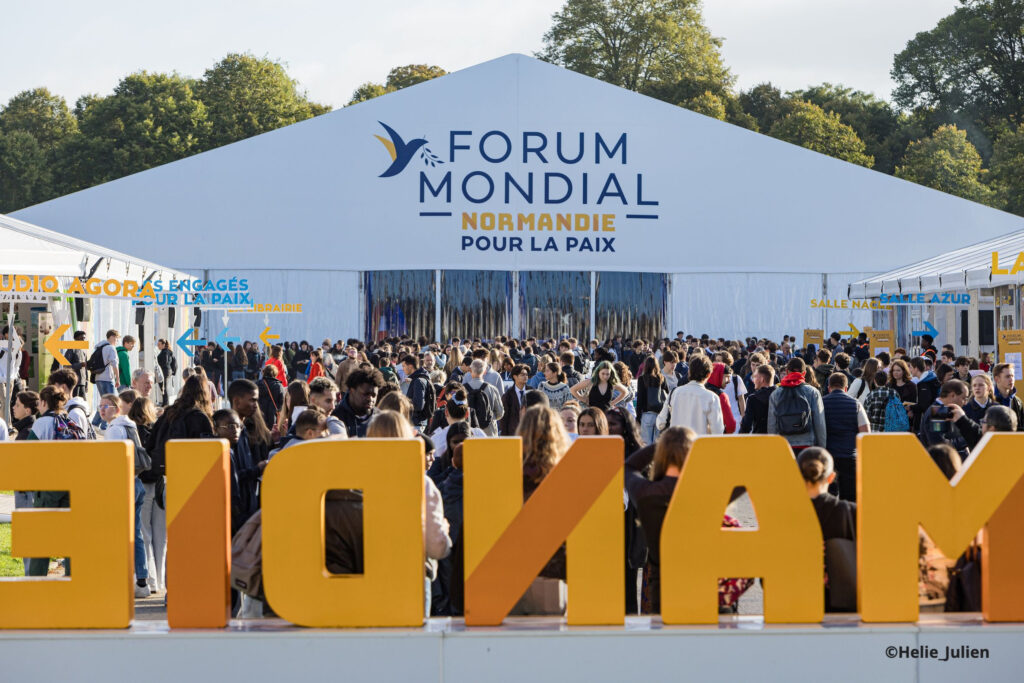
441, 270, 510, 342
364, 270, 435, 342
596, 272, 666, 341
519, 271, 590, 341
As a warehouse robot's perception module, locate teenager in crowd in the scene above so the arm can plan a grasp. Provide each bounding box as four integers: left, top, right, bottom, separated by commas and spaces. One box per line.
560, 402, 580, 440
767, 357, 826, 452
578, 407, 609, 436
656, 355, 724, 435
538, 362, 573, 410
498, 364, 530, 436
10, 390, 39, 574
738, 365, 775, 434
964, 373, 995, 423
706, 362, 738, 434
636, 356, 667, 445
797, 447, 856, 612
571, 361, 628, 413
624, 427, 752, 614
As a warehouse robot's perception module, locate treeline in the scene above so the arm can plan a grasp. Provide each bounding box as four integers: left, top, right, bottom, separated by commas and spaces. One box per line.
1, 0, 1022, 216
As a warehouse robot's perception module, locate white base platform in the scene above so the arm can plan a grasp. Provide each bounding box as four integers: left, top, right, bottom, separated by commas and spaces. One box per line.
0, 614, 1020, 682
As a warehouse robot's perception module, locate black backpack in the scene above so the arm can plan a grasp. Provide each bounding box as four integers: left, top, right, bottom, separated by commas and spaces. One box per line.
87, 342, 108, 377
645, 379, 667, 413
467, 384, 494, 429
414, 378, 436, 423
775, 386, 812, 435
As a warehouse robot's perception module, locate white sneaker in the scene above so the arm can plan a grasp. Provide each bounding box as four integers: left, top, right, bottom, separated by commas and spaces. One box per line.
134, 583, 150, 598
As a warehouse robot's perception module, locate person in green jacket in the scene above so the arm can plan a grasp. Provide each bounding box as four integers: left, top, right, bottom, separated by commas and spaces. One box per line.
116, 335, 135, 389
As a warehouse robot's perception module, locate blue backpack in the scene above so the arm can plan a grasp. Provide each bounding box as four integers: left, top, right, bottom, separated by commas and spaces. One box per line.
884, 393, 910, 432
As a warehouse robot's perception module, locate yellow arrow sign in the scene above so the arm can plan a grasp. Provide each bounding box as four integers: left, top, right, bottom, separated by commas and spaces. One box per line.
259, 326, 279, 348
46, 324, 89, 366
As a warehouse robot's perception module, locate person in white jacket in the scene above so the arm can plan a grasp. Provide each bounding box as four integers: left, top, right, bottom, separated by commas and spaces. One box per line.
656, 355, 725, 435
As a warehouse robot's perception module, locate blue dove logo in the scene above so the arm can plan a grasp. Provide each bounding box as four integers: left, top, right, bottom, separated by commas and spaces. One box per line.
375, 121, 444, 177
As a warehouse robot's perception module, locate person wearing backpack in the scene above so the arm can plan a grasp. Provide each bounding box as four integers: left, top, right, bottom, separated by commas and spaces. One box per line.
401, 354, 436, 431
103, 390, 152, 598
46, 368, 95, 439
821, 374, 870, 502
26, 385, 85, 577
89, 329, 121, 400
463, 359, 503, 436
767, 357, 827, 452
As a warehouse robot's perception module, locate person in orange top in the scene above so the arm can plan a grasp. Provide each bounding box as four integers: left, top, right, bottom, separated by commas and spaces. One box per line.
306, 349, 325, 383
265, 344, 288, 384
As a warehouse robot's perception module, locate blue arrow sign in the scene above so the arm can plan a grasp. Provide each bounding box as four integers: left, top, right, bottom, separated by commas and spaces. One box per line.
176, 328, 206, 358
215, 326, 240, 352
912, 321, 939, 338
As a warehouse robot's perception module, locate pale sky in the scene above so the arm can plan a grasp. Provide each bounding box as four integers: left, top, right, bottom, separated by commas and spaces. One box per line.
1, 0, 960, 110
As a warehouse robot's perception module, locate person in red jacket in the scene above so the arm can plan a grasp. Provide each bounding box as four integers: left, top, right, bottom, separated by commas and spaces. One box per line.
264, 344, 288, 384
707, 362, 737, 434
306, 349, 325, 383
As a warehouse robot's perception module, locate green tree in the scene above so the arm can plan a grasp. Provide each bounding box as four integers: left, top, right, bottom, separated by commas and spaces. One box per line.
0, 88, 77, 152
895, 125, 995, 204
787, 83, 903, 173
53, 72, 210, 192
990, 124, 1024, 215
892, 0, 1024, 134
738, 83, 790, 133
347, 64, 447, 105
682, 90, 726, 120
769, 101, 874, 167
195, 54, 331, 149
0, 130, 51, 211
539, 0, 732, 93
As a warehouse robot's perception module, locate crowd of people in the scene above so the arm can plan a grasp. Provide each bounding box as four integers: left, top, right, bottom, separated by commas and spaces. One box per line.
2, 327, 1020, 618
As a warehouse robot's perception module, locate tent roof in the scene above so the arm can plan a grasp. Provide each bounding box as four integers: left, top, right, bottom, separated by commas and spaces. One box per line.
848, 230, 1024, 298
13, 54, 1024, 275
0, 212, 192, 280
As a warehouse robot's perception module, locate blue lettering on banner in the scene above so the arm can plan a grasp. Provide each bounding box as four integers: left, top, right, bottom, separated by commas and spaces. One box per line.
878, 293, 971, 305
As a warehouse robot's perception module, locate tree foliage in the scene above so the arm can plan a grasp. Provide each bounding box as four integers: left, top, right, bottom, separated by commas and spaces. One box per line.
539, 0, 732, 94
0, 130, 51, 210
990, 124, 1024, 214
195, 54, 331, 149
895, 125, 995, 204
769, 101, 874, 167
347, 65, 447, 105
738, 83, 790, 133
892, 0, 1024, 132
0, 88, 77, 152
787, 83, 904, 173
682, 90, 726, 120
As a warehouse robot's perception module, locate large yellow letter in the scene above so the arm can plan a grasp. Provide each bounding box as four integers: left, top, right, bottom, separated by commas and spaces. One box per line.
983, 475, 1024, 621
0, 441, 133, 628
261, 439, 424, 627
166, 440, 230, 628
859, 433, 1024, 622
463, 436, 623, 626
660, 435, 823, 624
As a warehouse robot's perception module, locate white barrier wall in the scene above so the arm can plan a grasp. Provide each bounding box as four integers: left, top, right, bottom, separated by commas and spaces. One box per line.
0, 616, 1018, 683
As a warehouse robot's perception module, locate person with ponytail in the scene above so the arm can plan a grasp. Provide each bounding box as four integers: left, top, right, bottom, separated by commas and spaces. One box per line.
539, 362, 573, 410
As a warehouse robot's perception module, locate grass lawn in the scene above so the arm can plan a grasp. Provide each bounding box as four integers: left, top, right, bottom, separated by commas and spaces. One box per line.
0, 523, 23, 577
0, 490, 11, 495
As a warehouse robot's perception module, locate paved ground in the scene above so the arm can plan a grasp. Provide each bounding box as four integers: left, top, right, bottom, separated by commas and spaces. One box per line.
727, 491, 764, 615
0, 493, 12, 523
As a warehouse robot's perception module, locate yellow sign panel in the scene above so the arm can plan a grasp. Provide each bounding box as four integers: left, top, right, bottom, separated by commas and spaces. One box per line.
998, 329, 1024, 396
802, 329, 824, 350
868, 329, 895, 358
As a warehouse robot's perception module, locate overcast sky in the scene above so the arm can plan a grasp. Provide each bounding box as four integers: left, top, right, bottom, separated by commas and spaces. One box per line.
1, 0, 959, 110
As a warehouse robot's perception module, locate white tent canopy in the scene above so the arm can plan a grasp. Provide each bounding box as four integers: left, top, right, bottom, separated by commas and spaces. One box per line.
12, 54, 1024, 341
848, 230, 1024, 298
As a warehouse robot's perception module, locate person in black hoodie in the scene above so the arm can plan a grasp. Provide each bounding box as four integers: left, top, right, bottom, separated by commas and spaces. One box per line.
332, 368, 385, 438
797, 447, 856, 612
738, 365, 775, 433
156, 339, 177, 405
909, 357, 941, 432
11, 390, 38, 440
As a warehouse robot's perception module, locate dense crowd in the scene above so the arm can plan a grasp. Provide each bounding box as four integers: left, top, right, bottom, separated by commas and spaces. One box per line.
1, 327, 1020, 618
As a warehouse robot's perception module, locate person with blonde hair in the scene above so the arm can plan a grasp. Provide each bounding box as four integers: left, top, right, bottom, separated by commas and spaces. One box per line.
363, 408, 451, 616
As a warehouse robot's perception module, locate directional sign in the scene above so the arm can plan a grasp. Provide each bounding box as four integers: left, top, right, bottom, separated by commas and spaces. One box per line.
177, 328, 207, 358
846, 323, 860, 337
215, 327, 240, 352
912, 321, 939, 338
259, 326, 279, 348
45, 324, 89, 366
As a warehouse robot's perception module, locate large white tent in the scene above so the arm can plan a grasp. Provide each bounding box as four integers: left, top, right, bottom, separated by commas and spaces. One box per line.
13, 54, 1024, 343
